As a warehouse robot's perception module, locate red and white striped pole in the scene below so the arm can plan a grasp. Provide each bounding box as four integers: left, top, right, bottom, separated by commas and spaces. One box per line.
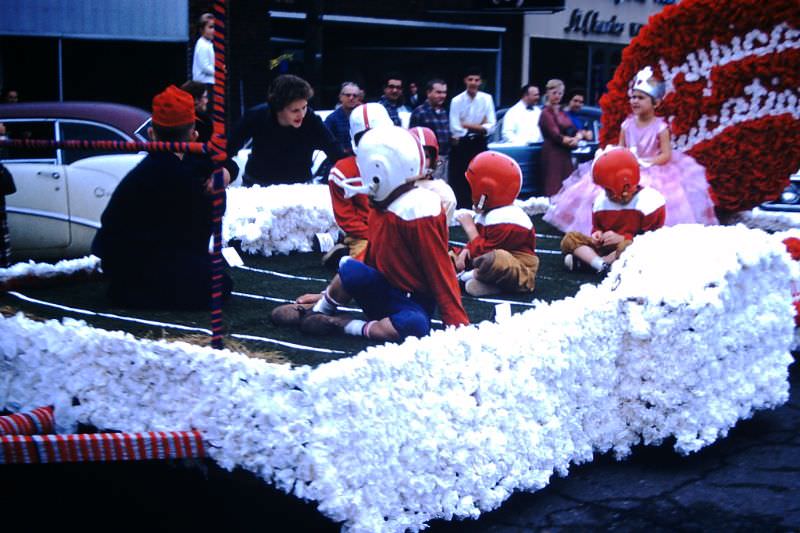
208, 0, 228, 349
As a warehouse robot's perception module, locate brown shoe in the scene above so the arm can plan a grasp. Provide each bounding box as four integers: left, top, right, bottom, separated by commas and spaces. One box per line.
270, 303, 314, 326
300, 312, 351, 336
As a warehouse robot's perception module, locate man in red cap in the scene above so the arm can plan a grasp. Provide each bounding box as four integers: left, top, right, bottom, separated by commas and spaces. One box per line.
92, 85, 233, 309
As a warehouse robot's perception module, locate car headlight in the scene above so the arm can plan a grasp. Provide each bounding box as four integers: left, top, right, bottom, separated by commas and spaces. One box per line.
780, 190, 799, 204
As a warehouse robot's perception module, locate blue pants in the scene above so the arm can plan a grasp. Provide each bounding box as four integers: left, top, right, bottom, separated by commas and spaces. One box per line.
338, 258, 434, 339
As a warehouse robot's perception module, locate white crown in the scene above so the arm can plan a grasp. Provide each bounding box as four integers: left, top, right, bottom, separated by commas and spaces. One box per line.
631, 66, 665, 100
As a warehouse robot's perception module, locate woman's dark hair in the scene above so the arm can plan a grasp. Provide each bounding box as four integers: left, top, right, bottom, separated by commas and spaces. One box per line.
268, 74, 314, 112
180, 80, 207, 101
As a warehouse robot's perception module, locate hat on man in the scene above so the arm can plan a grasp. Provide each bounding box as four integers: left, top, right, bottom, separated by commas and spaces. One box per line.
152, 85, 196, 127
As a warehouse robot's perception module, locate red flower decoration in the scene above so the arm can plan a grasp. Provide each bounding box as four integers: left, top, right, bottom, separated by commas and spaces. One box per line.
600, 0, 800, 213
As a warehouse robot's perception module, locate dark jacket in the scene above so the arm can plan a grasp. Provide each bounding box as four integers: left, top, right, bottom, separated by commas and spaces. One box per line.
92, 152, 230, 309
228, 103, 344, 185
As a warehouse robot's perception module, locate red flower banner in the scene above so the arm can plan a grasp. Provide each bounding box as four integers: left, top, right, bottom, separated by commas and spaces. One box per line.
600, 0, 800, 212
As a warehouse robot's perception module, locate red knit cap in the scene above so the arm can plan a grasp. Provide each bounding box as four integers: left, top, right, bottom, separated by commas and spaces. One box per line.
152, 85, 196, 127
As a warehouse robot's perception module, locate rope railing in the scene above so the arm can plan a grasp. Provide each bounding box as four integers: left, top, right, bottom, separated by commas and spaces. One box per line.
0, 138, 208, 154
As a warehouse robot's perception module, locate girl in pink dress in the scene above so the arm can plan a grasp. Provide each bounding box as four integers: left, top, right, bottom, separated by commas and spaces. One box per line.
544, 67, 718, 234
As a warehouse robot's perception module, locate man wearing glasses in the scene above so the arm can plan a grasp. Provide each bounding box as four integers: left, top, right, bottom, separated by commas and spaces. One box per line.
377, 73, 404, 126
324, 81, 362, 156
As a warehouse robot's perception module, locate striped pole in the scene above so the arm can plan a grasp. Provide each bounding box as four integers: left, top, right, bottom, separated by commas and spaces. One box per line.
207, 0, 228, 349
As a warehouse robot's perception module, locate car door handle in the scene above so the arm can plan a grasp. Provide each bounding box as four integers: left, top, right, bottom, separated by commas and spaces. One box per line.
37, 171, 60, 179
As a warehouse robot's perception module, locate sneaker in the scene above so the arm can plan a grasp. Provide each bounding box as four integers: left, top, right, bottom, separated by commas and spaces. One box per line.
563, 253, 585, 272
300, 312, 350, 336
597, 262, 611, 275
313, 232, 336, 253
321, 243, 349, 269
464, 278, 502, 297
270, 303, 314, 326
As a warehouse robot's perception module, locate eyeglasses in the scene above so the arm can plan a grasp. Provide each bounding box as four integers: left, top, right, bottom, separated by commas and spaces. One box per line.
341, 93, 359, 98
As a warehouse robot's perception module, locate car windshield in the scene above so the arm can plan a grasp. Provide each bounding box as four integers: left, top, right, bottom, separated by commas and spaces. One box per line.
133, 119, 151, 142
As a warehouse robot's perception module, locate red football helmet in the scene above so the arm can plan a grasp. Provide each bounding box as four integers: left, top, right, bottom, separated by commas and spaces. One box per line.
408, 126, 439, 161
464, 151, 522, 211
591, 146, 640, 199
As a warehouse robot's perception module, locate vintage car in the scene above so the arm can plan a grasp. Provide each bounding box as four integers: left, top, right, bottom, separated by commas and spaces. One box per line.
0, 102, 151, 259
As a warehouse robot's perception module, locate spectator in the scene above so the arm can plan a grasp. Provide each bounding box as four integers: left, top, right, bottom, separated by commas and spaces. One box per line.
324, 81, 361, 156
409, 78, 451, 181
192, 13, 215, 89
448, 67, 496, 208
180, 80, 211, 142
539, 79, 579, 196
377, 72, 404, 126
501, 84, 543, 145
0, 163, 15, 268
406, 81, 421, 110
228, 74, 345, 186
564, 90, 593, 141
92, 85, 232, 310
2, 89, 19, 104
181, 80, 239, 184
355, 88, 365, 106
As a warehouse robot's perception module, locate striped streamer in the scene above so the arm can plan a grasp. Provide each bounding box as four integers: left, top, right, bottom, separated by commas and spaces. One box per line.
0, 406, 55, 435
0, 138, 207, 155
208, 0, 228, 349
0, 430, 205, 464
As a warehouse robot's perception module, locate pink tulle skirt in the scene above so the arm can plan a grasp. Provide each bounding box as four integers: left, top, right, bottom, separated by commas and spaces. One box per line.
543, 151, 719, 234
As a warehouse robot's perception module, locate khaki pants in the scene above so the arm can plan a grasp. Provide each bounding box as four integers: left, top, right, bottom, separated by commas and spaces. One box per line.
560, 231, 632, 258
473, 249, 539, 293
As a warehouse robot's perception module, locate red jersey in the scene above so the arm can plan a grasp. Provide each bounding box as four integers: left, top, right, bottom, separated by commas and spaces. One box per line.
328, 156, 371, 239
592, 186, 666, 240
366, 187, 469, 327
466, 205, 537, 259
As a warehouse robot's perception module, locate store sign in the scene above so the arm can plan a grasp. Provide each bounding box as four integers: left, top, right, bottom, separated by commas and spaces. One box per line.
563, 9, 647, 37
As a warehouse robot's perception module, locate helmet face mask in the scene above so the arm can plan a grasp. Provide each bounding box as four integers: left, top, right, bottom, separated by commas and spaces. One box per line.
351, 126, 425, 203
464, 151, 522, 212
591, 146, 641, 203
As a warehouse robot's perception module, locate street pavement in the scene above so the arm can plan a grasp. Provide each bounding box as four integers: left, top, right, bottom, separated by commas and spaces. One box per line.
2, 357, 797, 532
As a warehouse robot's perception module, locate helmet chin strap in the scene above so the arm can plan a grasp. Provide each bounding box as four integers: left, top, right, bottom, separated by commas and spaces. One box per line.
371, 182, 417, 210
475, 194, 487, 212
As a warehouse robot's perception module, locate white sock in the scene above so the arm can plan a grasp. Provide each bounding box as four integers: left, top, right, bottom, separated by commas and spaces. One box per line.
344, 319, 368, 337
458, 269, 475, 282
312, 290, 339, 314
589, 257, 606, 272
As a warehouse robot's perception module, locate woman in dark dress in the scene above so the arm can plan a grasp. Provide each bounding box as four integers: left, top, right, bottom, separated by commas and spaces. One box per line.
539, 79, 580, 196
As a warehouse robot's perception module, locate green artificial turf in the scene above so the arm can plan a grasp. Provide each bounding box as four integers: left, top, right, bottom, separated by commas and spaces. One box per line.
1, 215, 604, 366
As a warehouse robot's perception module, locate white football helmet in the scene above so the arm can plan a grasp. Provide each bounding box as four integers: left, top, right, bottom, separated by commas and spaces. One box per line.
341, 126, 425, 202
349, 103, 393, 149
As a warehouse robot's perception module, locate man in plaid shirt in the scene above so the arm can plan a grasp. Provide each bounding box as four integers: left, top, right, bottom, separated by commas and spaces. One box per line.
409, 78, 451, 181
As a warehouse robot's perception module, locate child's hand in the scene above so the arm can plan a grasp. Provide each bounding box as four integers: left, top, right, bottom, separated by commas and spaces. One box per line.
454, 248, 469, 272
296, 293, 323, 304
601, 231, 624, 246
456, 212, 473, 226
591, 231, 603, 244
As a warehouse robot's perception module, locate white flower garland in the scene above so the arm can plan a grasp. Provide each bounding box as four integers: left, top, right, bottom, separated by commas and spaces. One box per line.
1, 224, 795, 533
0, 255, 101, 283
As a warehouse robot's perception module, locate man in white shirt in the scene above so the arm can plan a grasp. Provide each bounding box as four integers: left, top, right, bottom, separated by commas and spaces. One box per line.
448, 67, 496, 208
501, 84, 543, 145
